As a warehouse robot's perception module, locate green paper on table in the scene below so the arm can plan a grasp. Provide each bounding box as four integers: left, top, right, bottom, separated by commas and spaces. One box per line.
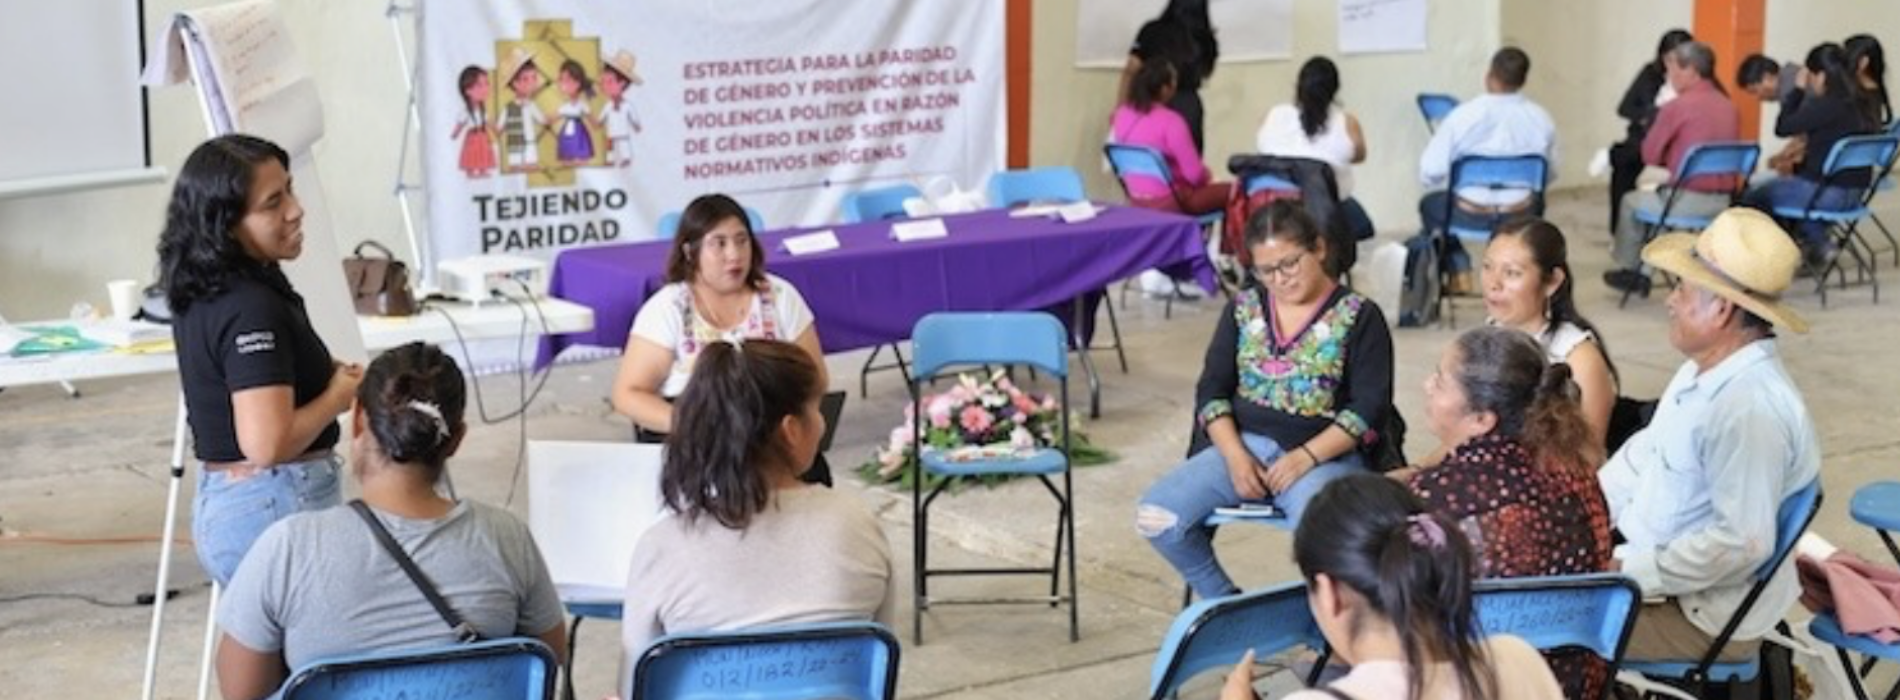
9, 326, 107, 357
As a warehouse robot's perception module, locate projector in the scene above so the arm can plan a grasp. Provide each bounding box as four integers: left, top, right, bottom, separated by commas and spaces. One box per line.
436, 254, 549, 303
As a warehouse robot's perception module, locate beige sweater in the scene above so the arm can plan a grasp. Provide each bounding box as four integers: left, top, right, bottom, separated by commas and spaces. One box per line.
620, 485, 894, 686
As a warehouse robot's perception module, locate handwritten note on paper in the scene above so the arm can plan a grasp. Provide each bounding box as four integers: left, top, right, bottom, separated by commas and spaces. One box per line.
301, 653, 544, 699
665, 638, 873, 693
180, 0, 325, 152
1339, 0, 1428, 55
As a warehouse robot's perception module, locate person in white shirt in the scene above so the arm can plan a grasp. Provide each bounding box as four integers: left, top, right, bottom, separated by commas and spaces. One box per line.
1417, 47, 1558, 238
1255, 56, 1374, 241
1599, 208, 1820, 664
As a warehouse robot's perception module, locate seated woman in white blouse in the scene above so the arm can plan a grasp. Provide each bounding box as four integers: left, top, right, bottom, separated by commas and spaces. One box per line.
1254, 56, 1374, 241
610, 193, 830, 481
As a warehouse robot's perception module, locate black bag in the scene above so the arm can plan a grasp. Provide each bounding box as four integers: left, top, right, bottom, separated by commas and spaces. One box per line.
349, 500, 482, 643
1397, 232, 1443, 328
342, 241, 418, 317
1227, 154, 1356, 276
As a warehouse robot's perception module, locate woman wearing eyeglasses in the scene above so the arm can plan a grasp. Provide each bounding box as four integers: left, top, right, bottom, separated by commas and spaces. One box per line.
1137, 200, 1395, 600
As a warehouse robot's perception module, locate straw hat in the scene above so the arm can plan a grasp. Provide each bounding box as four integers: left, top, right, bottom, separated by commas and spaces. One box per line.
605, 50, 644, 86
1641, 208, 1809, 334
503, 46, 540, 82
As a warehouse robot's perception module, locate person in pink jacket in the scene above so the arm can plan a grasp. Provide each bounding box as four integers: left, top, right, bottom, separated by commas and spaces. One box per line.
1112, 61, 1230, 215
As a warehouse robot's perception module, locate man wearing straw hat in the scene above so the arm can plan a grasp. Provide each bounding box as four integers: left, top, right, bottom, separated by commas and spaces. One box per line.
1599, 208, 1821, 665
598, 50, 644, 168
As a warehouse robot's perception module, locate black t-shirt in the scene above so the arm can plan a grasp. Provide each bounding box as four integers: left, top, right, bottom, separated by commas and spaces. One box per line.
173, 271, 339, 463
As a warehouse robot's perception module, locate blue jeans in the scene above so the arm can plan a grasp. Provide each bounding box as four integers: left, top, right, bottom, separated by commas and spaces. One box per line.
1741, 176, 1858, 246
192, 453, 342, 585
1341, 197, 1376, 241
1137, 432, 1366, 598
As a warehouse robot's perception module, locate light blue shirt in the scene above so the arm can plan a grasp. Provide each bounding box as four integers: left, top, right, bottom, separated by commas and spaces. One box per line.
1417, 92, 1558, 206
1599, 339, 1819, 642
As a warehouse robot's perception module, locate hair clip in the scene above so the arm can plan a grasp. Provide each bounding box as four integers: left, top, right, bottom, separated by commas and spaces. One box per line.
1406, 513, 1447, 550
723, 336, 744, 354
406, 400, 451, 441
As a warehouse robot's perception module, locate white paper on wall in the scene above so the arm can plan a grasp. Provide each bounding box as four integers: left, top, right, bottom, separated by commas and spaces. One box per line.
1339, 0, 1429, 55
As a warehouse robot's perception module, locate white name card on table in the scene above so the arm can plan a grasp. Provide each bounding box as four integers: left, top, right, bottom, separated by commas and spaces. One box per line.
891, 218, 949, 242
782, 230, 841, 256
1056, 201, 1099, 223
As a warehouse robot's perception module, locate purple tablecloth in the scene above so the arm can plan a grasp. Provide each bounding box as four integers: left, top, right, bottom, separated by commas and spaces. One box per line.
536, 205, 1215, 366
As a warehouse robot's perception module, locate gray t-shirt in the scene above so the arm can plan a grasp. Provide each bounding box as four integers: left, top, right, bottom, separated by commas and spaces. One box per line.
621, 486, 893, 679
219, 500, 566, 672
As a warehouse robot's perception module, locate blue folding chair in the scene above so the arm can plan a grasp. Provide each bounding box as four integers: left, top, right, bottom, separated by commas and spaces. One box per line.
628, 621, 900, 700
987, 166, 1086, 207
1432, 154, 1549, 327
281, 637, 558, 700
655, 207, 767, 240
1771, 134, 1900, 306
1104, 143, 1217, 320
841, 183, 925, 398
909, 312, 1077, 644
1623, 479, 1823, 696
560, 601, 622, 700
1243, 173, 1301, 197
1417, 92, 1459, 133
1865, 120, 1900, 266
1474, 574, 1643, 699
1808, 480, 1900, 700
983, 166, 1128, 376
842, 183, 921, 224
1149, 581, 1328, 700
1622, 142, 1762, 307
1808, 611, 1900, 700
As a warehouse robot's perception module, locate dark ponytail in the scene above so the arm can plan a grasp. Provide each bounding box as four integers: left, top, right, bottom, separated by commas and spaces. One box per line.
1294, 57, 1341, 139
356, 343, 468, 482
1127, 59, 1176, 111
1295, 474, 1496, 700
1451, 327, 1599, 474
1494, 216, 1619, 383
662, 338, 822, 530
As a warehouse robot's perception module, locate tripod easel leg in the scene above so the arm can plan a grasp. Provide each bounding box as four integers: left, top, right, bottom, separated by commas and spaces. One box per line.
141, 395, 190, 700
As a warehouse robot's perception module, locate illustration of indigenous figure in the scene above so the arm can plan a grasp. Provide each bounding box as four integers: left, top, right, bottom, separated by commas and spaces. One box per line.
499, 47, 548, 173
596, 50, 644, 168
451, 65, 497, 178
554, 59, 596, 165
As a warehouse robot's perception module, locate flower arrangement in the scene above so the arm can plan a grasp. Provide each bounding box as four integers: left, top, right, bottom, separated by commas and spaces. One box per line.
858, 369, 1113, 489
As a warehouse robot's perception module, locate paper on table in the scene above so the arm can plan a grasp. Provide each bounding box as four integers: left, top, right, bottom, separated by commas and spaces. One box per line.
891, 218, 949, 242
782, 230, 842, 256
1056, 201, 1099, 222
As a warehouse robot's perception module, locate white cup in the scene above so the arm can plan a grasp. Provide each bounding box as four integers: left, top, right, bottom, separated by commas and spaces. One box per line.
107, 279, 141, 322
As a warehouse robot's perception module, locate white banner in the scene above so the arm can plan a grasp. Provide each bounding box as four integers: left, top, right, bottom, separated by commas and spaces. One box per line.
419, 0, 1006, 266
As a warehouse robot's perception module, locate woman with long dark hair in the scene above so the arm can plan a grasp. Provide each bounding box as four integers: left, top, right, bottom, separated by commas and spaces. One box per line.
1123, 0, 1219, 151
1407, 327, 1613, 699
1255, 56, 1374, 241
620, 339, 891, 686
215, 343, 567, 699
1846, 34, 1891, 124
1608, 29, 1694, 233
157, 134, 360, 585
610, 193, 830, 482
1480, 218, 1616, 447
1222, 474, 1564, 699
1745, 42, 1884, 259
1138, 202, 1393, 600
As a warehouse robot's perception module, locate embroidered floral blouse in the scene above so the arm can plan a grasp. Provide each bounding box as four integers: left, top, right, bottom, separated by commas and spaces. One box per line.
1407, 433, 1615, 700
1193, 285, 1393, 451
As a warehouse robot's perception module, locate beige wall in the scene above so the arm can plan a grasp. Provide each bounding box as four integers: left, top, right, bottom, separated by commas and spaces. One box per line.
0, 0, 1892, 318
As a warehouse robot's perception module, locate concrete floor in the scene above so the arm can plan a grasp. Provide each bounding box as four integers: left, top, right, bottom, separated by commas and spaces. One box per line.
3, 190, 1898, 699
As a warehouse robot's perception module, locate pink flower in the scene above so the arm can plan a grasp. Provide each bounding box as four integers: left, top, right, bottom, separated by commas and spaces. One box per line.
1012, 394, 1039, 415
959, 405, 993, 433
1011, 411, 1028, 424
1040, 395, 1058, 411
930, 412, 951, 429
927, 395, 954, 423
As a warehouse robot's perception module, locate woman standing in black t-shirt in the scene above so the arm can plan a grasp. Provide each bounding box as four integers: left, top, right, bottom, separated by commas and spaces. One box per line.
157, 134, 362, 585
1122, 0, 1219, 152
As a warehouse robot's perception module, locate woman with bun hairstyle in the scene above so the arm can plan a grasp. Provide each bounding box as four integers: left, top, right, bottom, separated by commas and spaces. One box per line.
1405, 326, 1613, 699
214, 342, 567, 699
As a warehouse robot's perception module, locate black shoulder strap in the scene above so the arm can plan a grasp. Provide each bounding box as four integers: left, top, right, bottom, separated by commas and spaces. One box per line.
348, 500, 481, 643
